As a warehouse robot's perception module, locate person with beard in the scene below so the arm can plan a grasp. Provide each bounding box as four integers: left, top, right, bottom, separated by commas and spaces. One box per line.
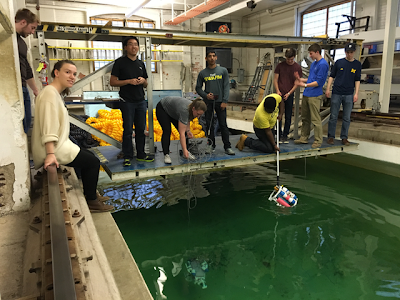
15, 8, 39, 133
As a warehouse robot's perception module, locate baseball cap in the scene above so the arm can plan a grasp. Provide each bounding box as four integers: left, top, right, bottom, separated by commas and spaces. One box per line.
345, 43, 356, 52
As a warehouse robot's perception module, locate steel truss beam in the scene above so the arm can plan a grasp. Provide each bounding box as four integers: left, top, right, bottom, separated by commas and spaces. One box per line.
36, 22, 357, 49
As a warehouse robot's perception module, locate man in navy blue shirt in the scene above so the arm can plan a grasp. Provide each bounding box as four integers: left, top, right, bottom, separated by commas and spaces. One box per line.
111, 36, 153, 167
294, 43, 329, 148
326, 43, 361, 146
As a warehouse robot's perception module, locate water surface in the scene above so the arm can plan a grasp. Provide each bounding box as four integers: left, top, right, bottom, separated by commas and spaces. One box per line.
107, 156, 400, 299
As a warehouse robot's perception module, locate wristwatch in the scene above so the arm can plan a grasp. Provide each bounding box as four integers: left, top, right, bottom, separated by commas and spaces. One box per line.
304, 84, 308, 88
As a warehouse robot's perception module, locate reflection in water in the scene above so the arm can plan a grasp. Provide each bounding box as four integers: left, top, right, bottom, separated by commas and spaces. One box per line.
102, 173, 211, 212
113, 158, 400, 299
376, 280, 400, 298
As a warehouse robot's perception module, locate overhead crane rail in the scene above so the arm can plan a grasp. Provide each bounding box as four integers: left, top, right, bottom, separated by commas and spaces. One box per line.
37, 22, 358, 49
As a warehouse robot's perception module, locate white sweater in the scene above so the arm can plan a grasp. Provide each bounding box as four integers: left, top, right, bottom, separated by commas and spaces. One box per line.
32, 85, 80, 169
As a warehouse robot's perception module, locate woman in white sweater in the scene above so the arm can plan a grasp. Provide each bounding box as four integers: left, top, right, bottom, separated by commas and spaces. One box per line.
32, 60, 113, 212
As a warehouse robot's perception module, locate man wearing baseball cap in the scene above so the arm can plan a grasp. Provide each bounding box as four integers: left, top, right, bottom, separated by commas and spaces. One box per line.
325, 42, 362, 146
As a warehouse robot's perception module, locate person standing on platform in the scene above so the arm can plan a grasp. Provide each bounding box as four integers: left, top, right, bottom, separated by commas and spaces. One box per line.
326, 43, 361, 146
32, 60, 113, 212
156, 97, 207, 164
195, 49, 235, 155
235, 94, 283, 153
273, 48, 302, 143
110, 36, 154, 167
15, 8, 39, 133
294, 43, 329, 148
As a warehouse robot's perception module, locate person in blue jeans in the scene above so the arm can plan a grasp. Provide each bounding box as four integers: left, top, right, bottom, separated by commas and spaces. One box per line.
15, 9, 39, 133
273, 48, 302, 143
326, 43, 361, 146
110, 36, 154, 167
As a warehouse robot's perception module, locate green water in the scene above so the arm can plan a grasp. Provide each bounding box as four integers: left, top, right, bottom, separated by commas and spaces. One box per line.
107, 156, 400, 300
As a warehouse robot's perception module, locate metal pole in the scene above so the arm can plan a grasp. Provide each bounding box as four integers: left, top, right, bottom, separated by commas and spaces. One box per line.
145, 37, 155, 155
47, 165, 77, 300
293, 44, 303, 139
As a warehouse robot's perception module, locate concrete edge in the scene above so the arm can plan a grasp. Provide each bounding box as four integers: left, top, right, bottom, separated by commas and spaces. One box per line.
92, 213, 154, 300
65, 167, 122, 300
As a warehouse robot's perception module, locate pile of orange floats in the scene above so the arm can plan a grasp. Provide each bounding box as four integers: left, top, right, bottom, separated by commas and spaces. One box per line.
86, 109, 206, 146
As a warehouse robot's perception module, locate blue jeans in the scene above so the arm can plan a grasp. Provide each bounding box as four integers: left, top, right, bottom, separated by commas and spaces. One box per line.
22, 86, 31, 133
328, 94, 353, 140
204, 100, 231, 149
278, 94, 294, 138
120, 100, 147, 159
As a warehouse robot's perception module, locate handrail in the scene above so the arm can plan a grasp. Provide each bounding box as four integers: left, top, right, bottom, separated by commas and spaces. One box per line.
47, 165, 77, 300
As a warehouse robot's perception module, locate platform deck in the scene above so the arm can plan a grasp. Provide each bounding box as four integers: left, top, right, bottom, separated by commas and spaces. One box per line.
93, 135, 358, 181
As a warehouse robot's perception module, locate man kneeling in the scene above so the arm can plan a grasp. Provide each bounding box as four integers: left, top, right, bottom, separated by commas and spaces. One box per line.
236, 94, 283, 153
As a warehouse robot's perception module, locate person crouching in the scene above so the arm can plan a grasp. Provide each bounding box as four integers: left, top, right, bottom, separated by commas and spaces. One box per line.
236, 94, 283, 153
156, 97, 206, 164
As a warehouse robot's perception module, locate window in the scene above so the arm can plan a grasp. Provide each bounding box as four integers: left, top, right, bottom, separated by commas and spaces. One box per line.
302, 1, 354, 38
90, 17, 157, 72
302, 1, 354, 61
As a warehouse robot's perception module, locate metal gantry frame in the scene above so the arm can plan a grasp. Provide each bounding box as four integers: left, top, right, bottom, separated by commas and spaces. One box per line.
36, 22, 362, 153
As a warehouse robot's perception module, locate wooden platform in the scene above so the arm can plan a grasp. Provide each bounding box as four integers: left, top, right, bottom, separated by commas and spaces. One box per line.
93, 135, 358, 182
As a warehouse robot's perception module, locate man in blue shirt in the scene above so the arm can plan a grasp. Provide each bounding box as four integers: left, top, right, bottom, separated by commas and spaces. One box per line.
326, 43, 361, 146
294, 43, 329, 148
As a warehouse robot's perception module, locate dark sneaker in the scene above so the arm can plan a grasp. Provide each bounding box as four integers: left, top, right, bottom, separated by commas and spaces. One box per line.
225, 148, 235, 155
327, 138, 334, 145
137, 155, 154, 162
117, 151, 124, 159
123, 159, 131, 167
342, 139, 350, 146
281, 136, 289, 144
87, 200, 114, 213
204, 145, 215, 154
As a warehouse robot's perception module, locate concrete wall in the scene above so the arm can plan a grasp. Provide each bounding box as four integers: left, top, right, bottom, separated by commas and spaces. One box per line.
0, 0, 31, 212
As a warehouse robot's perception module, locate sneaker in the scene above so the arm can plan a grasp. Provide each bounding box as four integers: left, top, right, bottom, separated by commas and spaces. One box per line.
235, 134, 248, 151
225, 148, 235, 155
137, 155, 154, 162
311, 142, 321, 148
204, 145, 215, 154
294, 138, 308, 144
123, 159, 131, 167
342, 139, 350, 146
164, 154, 172, 164
327, 138, 334, 145
117, 151, 124, 159
281, 136, 289, 144
96, 190, 110, 202
87, 200, 114, 213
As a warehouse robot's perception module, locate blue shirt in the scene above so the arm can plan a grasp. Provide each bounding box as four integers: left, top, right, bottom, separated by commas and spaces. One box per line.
303, 58, 329, 97
330, 58, 362, 95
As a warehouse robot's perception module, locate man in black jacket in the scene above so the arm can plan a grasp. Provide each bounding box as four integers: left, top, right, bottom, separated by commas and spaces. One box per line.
15, 8, 39, 133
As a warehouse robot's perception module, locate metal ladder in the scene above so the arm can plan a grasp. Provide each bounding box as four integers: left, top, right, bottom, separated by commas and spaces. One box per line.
243, 64, 267, 102
243, 53, 272, 103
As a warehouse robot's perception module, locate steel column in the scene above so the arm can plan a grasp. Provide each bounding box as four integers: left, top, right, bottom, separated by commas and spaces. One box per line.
145, 37, 155, 155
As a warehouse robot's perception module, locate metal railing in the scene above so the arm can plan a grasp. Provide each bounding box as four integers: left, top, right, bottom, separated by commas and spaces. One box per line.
47, 165, 77, 300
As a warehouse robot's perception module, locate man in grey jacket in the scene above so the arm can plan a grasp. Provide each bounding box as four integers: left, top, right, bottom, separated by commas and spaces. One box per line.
196, 49, 235, 155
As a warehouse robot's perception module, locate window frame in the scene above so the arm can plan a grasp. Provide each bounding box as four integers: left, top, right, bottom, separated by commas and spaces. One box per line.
301, 0, 352, 38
